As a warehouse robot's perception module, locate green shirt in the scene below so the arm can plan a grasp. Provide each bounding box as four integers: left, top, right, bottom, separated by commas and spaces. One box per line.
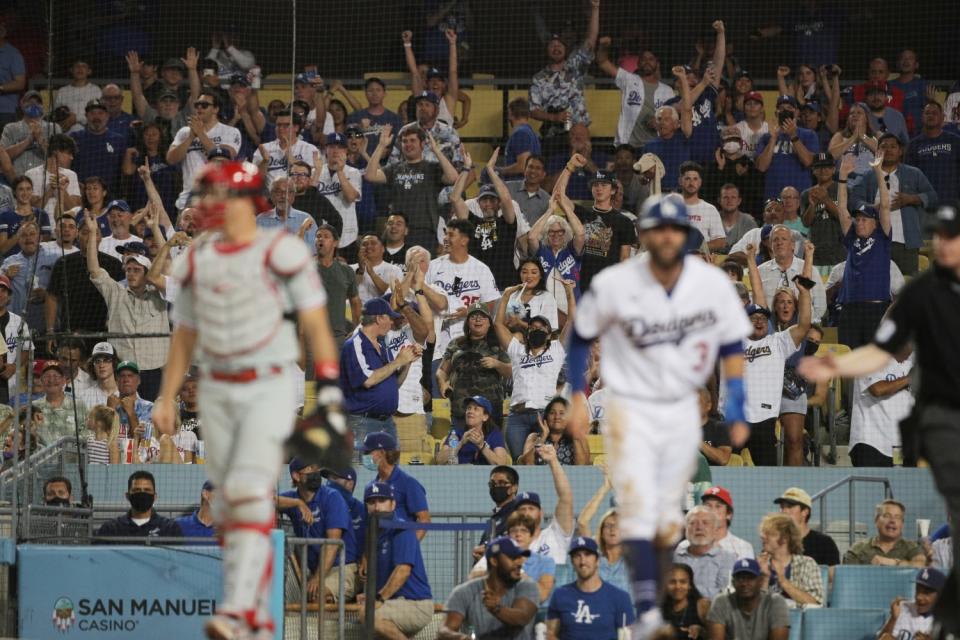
317, 259, 359, 345
443, 337, 510, 418
843, 536, 925, 565
33, 396, 88, 444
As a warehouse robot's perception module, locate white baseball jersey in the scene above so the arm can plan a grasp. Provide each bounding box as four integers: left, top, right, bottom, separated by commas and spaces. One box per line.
316, 165, 363, 248
613, 68, 674, 146
575, 255, 751, 401
505, 290, 559, 332
507, 337, 565, 409
172, 122, 242, 209
686, 200, 726, 242
386, 324, 425, 414
426, 254, 500, 361
733, 120, 769, 159
171, 228, 326, 369
743, 330, 800, 422
350, 260, 404, 303
850, 355, 914, 457
252, 138, 320, 187
890, 601, 933, 639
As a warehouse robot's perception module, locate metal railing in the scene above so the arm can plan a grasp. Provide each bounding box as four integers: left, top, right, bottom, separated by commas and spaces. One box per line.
286, 537, 346, 640
812, 475, 894, 547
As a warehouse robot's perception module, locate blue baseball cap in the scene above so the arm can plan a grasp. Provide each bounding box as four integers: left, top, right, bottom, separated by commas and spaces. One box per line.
638, 195, 690, 231
514, 491, 541, 509
362, 431, 399, 453
917, 567, 946, 591
855, 204, 879, 220
118, 241, 148, 256
485, 535, 531, 559
364, 481, 395, 502
105, 199, 131, 213
801, 100, 822, 113
732, 557, 762, 577
426, 67, 445, 80
745, 303, 772, 318
477, 183, 500, 200
415, 91, 441, 106
463, 395, 494, 415
206, 146, 232, 161
569, 536, 600, 556
760, 223, 774, 241
362, 297, 402, 319
202, 480, 215, 492
320, 466, 358, 484
288, 457, 314, 474
326, 132, 348, 147
776, 95, 799, 108
383, 291, 419, 313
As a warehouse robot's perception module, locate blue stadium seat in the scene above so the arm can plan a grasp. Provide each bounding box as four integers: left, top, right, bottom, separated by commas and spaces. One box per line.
820, 565, 830, 600
830, 566, 916, 609
789, 608, 803, 640
800, 608, 886, 640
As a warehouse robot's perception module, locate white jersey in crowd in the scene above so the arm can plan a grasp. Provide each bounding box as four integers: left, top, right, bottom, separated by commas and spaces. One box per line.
504, 289, 559, 331
889, 601, 933, 640
575, 255, 751, 402
306, 109, 335, 134
386, 324, 425, 414
78, 384, 118, 410
54, 83, 102, 131
170, 228, 326, 369
437, 98, 454, 128
587, 386, 609, 431
685, 200, 726, 243
98, 234, 143, 261
425, 254, 500, 361
350, 260, 404, 304
733, 120, 769, 159
743, 330, 800, 423
26, 165, 80, 217
472, 518, 573, 571
507, 337, 565, 410
3, 311, 26, 396
826, 260, 905, 298
316, 165, 363, 248
717, 532, 756, 559
612, 68, 674, 146
252, 138, 320, 188
172, 122, 242, 209
850, 354, 915, 458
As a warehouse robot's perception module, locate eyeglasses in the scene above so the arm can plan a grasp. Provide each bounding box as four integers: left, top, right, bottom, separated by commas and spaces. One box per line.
346, 131, 365, 138
547, 229, 565, 235
290, 172, 310, 179
194, 101, 214, 109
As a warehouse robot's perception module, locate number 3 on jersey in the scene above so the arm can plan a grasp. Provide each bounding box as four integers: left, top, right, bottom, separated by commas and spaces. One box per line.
692, 341, 710, 373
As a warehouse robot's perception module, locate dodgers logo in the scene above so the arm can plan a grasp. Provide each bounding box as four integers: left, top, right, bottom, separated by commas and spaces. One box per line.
744, 344, 773, 362
573, 600, 601, 624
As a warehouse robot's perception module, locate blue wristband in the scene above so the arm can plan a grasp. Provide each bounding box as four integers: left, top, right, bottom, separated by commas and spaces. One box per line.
723, 377, 747, 425
566, 328, 592, 393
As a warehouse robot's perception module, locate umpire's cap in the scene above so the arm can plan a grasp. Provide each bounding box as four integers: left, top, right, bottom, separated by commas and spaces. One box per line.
930, 202, 960, 237
638, 195, 690, 231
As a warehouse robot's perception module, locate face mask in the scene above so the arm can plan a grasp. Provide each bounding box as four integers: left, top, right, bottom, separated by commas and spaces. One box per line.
128, 491, 155, 513
374, 510, 396, 521
804, 342, 820, 356
24, 104, 43, 119
722, 141, 742, 155
527, 329, 548, 348
46, 497, 71, 507
489, 485, 511, 504
361, 454, 378, 471
300, 472, 324, 492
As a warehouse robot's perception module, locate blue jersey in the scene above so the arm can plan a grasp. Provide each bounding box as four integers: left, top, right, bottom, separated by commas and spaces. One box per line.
756, 128, 820, 199
668, 88, 720, 164
376, 466, 429, 523
70, 129, 127, 195
375, 521, 432, 600
537, 243, 583, 298
326, 480, 366, 564
890, 77, 927, 135
446, 426, 506, 465
0, 208, 51, 257
523, 552, 556, 584
345, 108, 403, 156
340, 330, 399, 415
643, 134, 692, 192
505, 124, 541, 167
841, 226, 892, 303
175, 511, 215, 541
906, 131, 960, 203
547, 581, 635, 640
280, 486, 352, 572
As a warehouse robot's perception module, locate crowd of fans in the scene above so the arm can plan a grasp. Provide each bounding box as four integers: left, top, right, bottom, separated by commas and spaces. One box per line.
0, 2, 957, 638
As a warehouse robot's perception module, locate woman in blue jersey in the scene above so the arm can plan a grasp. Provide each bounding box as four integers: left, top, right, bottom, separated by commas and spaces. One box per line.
527, 193, 585, 324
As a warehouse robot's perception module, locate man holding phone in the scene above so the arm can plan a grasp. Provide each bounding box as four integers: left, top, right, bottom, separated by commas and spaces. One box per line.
755, 95, 819, 200
756, 224, 827, 322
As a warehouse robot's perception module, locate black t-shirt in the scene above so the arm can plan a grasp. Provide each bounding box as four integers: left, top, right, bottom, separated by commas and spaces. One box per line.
575, 204, 637, 292
702, 418, 732, 465
803, 527, 840, 566
874, 266, 960, 408
179, 407, 202, 442
383, 243, 410, 268
47, 252, 124, 332
480, 498, 518, 545
293, 188, 344, 237
383, 160, 446, 237
468, 213, 518, 290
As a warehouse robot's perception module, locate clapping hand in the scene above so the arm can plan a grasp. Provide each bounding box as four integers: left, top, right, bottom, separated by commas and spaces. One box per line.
378, 124, 394, 149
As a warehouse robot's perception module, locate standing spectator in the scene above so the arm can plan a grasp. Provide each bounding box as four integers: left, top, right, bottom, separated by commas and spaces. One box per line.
362, 432, 432, 538
26, 134, 81, 217
890, 50, 928, 137
317, 132, 363, 256
1, 220, 42, 315
757, 225, 827, 321
475, 466, 521, 558
252, 110, 319, 187
439, 536, 539, 640
175, 481, 216, 539
504, 511, 555, 604
85, 211, 167, 400
70, 99, 127, 195
757, 513, 824, 607
352, 234, 403, 304
779, 186, 807, 236
110, 359, 153, 444
706, 558, 790, 640
97, 199, 141, 260
678, 161, 726, 251
32, 360, 87, 443
205, 26, 256, 81
755, 95, 818, 200
387, 92, 463, 172
703, 128, 765, 217
501, 98, 541, 178
865, 81, 910, 145
0, 175, 50, 256
850, 59, 905, 113
843, 500, 927, 567
435, 395, 510, 465
907, 101, 960, 204
716, 183, 757, 251
315, 224, 360, 347
547, 536, 635, 639
701, 486, 755, 559
527, 196, 585, 318
53, 60, 101, 132
77, 342, 119, 409
94, 470, 182, 541
609, 145, 650, 214
643, 104, 693, 191
798, 100, 835, 152
596, 39, 673, 148
774, 487, 840, 566
672, 506, 737, 599
381, 213, 411, 268
516, 397, 590, 467
256, 177, 316, 251
662, 563, 710, 640
699, 387, 733, 466
732, 91, 769, 160
850, 350, 914, 467
288, 161, 343, 233
507, 156, 551, 228
342, 77, 402, 156
878, 567, 945, 640
0, 24, 25, 129
2, 91, 61, 176
801, 152, 846, 271
673, 23, 726, 165
828, 102, 878, 176
402, 29, 468, 129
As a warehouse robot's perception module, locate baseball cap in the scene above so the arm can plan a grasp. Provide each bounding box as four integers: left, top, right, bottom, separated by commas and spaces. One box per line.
364, 481, 396, 502
774, 487, 813, 510
185, 366, 200, 381
294, 73, 312, 85
162, 58, 186, 72
569, 536, 600, 556
588, 169, 617, 185
320, 466, 358, 484
466, 303, 492, 321
486, 535, 531, 559
463, 395, 494, 415
326, 132, 348, 147
118, 241, 148, 256
124, 254, 152, 271
202, 480, 215, 492
477, 183, 500, 200
745, 303, 772, 318
529, 315, 553, 331
32, 360, 47, 378
105, 199, 131, 213
41, 360, 65, 376
776, 94, 799, 108
116, 360, 140, 375
0, 274, 11, 291
362, 431, 399, 453
811, 152, 834, 169
743, 91, 764, 106
732, 558, 762, 577
91, 342, 115, 358
702, 486, 734, 510
801, 100, 822, 113
930, 203, 960, 237
362, 297, 401, 319
288, 457, 312, 474
735, 69, 751, 80
207, 146, 232, 161
344, 124, 364, 137
426, 67, 445, 80
157, 90, 179, 102
760, 224, 774, 241
228, 73, 249, 87
85, 99, 108, 113
638, 195, 690, 231
917, 567, 947, 591
514, 491, 542, 509
414, 91, 441, 106
855, 204, 880, 220
721, 126, 742, 141
866, 79, 889, 94
21, 89, 42, 103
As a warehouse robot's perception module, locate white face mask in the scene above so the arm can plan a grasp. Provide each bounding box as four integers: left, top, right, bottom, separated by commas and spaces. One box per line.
723, 141, 742, 155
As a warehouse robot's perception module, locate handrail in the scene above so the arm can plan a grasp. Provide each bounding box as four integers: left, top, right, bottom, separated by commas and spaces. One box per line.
811, 475, 894, 547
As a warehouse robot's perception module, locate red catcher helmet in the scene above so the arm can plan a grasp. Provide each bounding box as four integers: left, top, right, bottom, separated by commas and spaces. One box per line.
191, 161, 269, 229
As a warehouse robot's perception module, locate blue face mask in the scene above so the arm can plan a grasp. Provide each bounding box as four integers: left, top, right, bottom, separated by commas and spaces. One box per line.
361, 454, 378, 471
24, 104, 43, 119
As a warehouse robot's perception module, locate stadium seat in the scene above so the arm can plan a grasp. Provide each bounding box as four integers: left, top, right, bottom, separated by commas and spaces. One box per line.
799, 608, 886, 640
918, 255, 930, 272
789, 608, 803, 640
587, 434, 604, 461
820, 565, 830, 598
431, 399, 452, 440
829, 565, 916, 609
726, 453, 744, 467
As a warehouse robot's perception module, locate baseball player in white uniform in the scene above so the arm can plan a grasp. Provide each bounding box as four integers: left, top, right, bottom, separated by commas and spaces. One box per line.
567, 196, 752, 639
152, 161, 349, 640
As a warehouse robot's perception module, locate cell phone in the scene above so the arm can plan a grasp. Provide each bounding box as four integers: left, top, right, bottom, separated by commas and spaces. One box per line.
451, 276, 463, 296
303, 69, 317, 81
778, 111, 791, 125
792, 274, 816, 290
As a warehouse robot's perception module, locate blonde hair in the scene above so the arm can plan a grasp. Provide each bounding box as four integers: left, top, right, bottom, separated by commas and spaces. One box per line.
540, 214, 573, 246
597, 508, 618, 557
760, 513, 804, 554
88, 405, 120, 443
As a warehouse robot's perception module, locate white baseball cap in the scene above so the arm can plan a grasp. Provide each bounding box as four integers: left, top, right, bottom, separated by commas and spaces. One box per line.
91, 342, 115, 358
123, 254, 152, 270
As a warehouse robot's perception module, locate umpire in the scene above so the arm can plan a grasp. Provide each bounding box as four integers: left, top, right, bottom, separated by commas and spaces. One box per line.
799, 203, 960, 636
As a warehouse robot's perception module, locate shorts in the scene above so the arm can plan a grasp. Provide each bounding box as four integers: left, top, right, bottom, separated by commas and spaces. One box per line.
323, 562, 358, 602
779, 392, 808, 415
377, 597, 434, 636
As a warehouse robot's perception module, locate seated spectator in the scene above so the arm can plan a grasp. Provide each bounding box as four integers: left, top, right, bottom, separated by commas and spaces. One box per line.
253, 110, 319, 187
698, 387, 732, 466
932, 535, 952, 572
575, 468, 631, 595
757, 513, 824, 608
705, 128, 765, 217
642, 104, 693, 192
360, 481, 434, 639
94, 470, 182, 542
517, 396, 589, 466
547, 536, 635, 639
731, 90, 769, 160
96, 199, 143, 261
662, 563, 710, 640
26, 133, 82, 217
439, 536, 539, 640
850, 348, 914, 468
609, 144, 652, 214
774, 487, 840, 566
878, 567, 945, 640
380, 213, 410, 269
507, 155, 551, 228
43, 475, 74, 507
70, 99, 127, 195
436, 395, 510, 466
99, 84, 136, 135
175, 480, 216, 540
352, 234, 403, 304
755, 95, 818, 200
2, 405, 42, 468
844, 500, 926, 567
361, 432, 431, 539
706, 558, 790, 640
527, 202, 585, 321
701, 486, 755, 559
673, 506, 737, 599
321, 466, 366, 596
85, 405, 119, 465
32, 360, 87, 443
505, 511, 555, 604
0, 175, 51, 256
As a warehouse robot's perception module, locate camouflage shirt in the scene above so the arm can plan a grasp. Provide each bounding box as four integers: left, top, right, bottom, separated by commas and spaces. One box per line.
529, 47, 595, 127
442, 336, 510, 418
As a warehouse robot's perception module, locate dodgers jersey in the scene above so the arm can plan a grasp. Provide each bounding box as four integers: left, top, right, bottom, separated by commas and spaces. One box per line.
743, 330, 800, 422
575, 255, 750, 402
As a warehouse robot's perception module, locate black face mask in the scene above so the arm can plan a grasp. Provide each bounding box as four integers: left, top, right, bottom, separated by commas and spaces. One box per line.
301, 472, 324, 492
489, 485, 512, 504
46, 497, 70, 507
527, 329, 548, 348
128, 491, 155, 513
373, 510, 396, 521
804, 342, 820, 356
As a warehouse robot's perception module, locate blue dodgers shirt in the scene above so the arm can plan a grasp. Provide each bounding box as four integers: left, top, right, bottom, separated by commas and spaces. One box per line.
537, 243, 582, 299
840, 225, 892, 303
547, 581, 635, 639
375, 521, 432, 601
907, 131, 960, 203
326, 480, 366, 564
69, 128, 127, 194
373, 465, 429, 524
174, 511, 215, 539
340, 329, 399, 415
667, 87, 720, 164
447, 427, 507, 465
280, 486, 353, 572
505, 123, 542, 167
755, 128, 820, 199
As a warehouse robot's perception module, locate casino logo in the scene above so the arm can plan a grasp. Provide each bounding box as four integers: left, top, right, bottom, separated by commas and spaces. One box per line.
52, 597, 76, 632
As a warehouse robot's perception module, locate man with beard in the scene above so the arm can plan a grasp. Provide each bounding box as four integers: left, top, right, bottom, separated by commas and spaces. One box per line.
566, 195, 751, 638
439, 535, 539, 640
706, 558, 790, 640
596, 39, 673, 149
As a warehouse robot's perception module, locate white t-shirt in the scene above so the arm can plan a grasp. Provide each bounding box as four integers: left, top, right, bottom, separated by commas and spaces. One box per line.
826, 260, 905, 297
26, 165, 81, 217
686, 200, 726, 242
850, 355, 914, 457
426, 254, 500, 361
306, 109, 335, 134
78, 385, 118, 411
386, 324, 425, 414
716, 532, 756, 559
730, 228, 805, 260
54, 83, 102, 130
173, 122, 242, 209
877, 168, 904, 243
350, 260, 404, 303
174, 429, 199, 461
529, 518, 574, 566
252, 138, 320, 187
504, 289, 559, 332
587, 386, 609, 431
734, 120, 770, 160
316, 165, 363, 248
2, 311, 24, 396
99, 234, 143, 261
890, 601, 933, 639
507, 337, 565, 409
613, 68, 674, 146
744, 330, 800, 422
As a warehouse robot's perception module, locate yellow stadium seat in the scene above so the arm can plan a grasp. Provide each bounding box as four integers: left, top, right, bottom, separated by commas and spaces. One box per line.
587, 434, 604, 461
592, 454, 607, 466
726, 454, 744, 467
456, 91, 505, 139
819, 327, 838, 345
364, 71, 408, 82
918, 255, 930, 272
470, 73, 496, 90
431, 399, 452, 440
713, 254, 728, 266
583, 89, 620, 138
739, 448, 756, 466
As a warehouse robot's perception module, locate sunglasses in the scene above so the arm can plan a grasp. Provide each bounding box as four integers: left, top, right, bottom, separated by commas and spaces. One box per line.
194, 101, 214, 109
346, 131, 365, 138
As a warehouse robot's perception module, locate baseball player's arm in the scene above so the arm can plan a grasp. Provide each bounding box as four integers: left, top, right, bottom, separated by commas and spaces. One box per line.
719, 349, 750, 448
798, 345, 893, 391
153, 324, 198, 436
